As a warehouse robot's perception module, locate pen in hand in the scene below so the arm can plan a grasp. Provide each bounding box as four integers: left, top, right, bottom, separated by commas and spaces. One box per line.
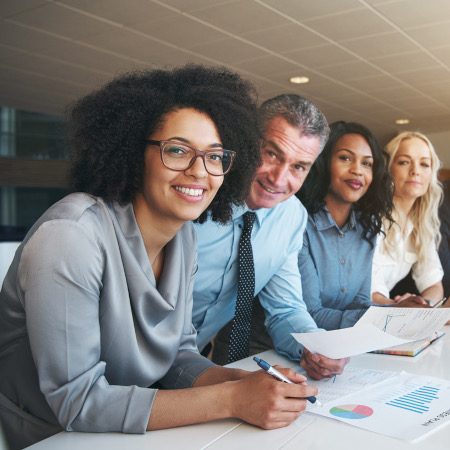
253, 356, 322, 406
432, 297, 448, 308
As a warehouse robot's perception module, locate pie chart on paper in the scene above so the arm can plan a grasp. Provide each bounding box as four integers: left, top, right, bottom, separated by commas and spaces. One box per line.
329, 404, 373, 420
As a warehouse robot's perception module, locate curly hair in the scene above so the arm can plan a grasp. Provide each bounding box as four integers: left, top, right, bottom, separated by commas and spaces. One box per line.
384, 131, 443, 264
69, 65, 260, 223
298, 121, 393, 245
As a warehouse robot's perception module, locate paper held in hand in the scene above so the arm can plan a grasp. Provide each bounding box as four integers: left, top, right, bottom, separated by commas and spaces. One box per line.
292, 307, 450, 359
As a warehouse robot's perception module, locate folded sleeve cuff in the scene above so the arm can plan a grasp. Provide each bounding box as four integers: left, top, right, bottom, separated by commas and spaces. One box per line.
159, 351, 215, 389
122, 386, 155, 433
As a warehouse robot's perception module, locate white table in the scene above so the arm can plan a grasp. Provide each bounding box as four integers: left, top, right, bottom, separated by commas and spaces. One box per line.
26, 326, 450, 450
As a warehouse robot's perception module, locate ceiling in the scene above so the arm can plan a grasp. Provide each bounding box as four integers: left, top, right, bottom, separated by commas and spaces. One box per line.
1, 0, 450, 144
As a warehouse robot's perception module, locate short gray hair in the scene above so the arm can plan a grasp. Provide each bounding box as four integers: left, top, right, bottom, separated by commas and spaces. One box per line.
258, 94, 329, 150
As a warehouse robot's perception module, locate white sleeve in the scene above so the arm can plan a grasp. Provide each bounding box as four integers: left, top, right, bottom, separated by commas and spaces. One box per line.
413, 244, 444, 293
370, 234, 391, 298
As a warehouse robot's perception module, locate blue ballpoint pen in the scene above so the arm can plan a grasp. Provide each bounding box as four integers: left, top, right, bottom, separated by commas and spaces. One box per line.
253, 356, 322, 406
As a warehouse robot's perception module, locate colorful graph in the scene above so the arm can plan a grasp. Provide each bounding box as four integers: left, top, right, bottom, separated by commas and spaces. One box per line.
329, 404, 373, 420
386, 385, 440, 414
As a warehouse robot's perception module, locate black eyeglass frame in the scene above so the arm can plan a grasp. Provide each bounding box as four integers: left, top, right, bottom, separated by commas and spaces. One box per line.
145, 139, 236, 176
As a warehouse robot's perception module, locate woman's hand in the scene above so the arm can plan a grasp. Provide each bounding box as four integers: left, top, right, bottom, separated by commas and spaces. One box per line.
300, 349, 349, 380
149, 366, 314, 431
394, 295, 430, 308
393, 293, 414, 303
229, 368, 317, 429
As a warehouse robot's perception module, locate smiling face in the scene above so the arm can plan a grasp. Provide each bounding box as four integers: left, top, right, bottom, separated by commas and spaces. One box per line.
390, 137, 432, 202
134, 108, 224, 228
246, 116, 322, 210
325, 133, 374, 208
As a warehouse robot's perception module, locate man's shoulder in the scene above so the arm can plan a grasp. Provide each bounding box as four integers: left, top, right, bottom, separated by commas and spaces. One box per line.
277, 195, 306, 213
262, 196, 307, 228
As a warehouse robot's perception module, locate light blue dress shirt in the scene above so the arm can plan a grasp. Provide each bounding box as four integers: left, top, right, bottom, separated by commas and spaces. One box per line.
193, 196, 319, 361
299, 207, 373, 330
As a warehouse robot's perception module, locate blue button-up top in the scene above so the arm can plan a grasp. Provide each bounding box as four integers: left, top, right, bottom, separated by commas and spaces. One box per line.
299, 207, 374, 330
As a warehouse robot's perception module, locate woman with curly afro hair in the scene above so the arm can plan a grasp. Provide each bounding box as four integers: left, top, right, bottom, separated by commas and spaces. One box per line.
0, 65, 316, 449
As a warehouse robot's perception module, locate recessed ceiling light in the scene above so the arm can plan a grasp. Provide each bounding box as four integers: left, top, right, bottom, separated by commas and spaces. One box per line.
289, 76, 309, 84
395, 118, 410, 125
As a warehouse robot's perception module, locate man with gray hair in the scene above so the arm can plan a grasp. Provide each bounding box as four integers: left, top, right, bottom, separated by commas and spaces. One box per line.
192, 94, 348, 379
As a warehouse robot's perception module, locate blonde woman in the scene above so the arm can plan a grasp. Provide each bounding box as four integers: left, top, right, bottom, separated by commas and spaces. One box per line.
371, 131, 444, 305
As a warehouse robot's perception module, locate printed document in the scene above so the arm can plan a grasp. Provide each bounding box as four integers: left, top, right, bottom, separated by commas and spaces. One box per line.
292, 307, 450, 359
309, 371, 450, 441
355, 307, 450, 340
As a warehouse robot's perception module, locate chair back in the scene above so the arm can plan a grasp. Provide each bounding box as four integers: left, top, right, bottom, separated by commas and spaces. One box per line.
0, 242, 20, 286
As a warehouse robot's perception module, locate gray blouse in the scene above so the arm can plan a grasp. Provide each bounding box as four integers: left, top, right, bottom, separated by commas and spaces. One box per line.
0, 193, 214, 449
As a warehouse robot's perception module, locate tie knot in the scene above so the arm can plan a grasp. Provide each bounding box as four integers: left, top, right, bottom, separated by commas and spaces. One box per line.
243, 211, 256, 231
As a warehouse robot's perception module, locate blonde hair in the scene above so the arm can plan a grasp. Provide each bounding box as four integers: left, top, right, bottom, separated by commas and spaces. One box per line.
384, 131, 443, 265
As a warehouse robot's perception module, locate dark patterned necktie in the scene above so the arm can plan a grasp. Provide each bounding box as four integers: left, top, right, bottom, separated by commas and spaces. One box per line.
227, 211, 257, 363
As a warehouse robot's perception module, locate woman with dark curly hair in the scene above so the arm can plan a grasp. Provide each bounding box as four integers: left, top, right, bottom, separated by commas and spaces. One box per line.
296, 121, 394, 330
0, 65, 317, 450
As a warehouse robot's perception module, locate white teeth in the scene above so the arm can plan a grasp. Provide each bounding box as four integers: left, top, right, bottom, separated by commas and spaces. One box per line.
259, 181, 276, 193
175, 186, 204, 197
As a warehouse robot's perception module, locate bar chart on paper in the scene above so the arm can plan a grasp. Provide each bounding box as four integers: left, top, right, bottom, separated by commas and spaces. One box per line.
386, 385, 440, 414
311, 372, 450, 441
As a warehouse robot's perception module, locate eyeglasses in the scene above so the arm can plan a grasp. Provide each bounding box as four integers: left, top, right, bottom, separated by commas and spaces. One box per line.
145, 139, 236, 176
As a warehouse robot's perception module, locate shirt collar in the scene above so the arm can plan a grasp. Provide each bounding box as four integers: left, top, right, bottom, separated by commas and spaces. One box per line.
232, 203, 271, 227
312, 206, 357, 232
110, 200, 141, 239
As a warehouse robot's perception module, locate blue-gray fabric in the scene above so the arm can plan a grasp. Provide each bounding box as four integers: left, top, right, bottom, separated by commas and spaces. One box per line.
0, 193, 214, 449
299, 207, 373, 330
193, 196, 319, 361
